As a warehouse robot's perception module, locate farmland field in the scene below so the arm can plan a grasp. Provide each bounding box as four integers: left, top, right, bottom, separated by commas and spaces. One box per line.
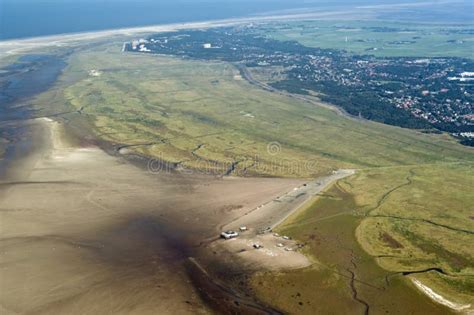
256, 20, 474, 59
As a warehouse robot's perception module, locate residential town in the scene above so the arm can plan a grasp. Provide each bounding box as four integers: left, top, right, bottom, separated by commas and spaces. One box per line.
126, 27, 474, 145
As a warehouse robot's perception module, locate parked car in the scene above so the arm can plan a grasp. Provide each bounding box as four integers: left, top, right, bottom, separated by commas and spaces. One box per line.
221, 230, 239, 239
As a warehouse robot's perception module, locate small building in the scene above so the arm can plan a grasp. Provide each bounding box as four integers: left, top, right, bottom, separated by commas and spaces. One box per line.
203, 43, 212, 49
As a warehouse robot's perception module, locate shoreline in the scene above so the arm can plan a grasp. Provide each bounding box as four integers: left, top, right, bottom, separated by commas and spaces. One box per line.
411, 278, 472, 313
1, 0, 467, 50
0, 112, 317, 314
0, 9, 361, 58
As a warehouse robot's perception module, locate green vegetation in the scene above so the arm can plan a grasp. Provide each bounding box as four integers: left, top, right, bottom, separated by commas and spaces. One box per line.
128, 27, 473, 143
35, 41, 474, 313
252, 164, 473, 314
258, 20, 474, 59
39, 43, 472, 178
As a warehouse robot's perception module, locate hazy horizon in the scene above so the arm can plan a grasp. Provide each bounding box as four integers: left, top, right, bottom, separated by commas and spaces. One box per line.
2, 0, 468, 40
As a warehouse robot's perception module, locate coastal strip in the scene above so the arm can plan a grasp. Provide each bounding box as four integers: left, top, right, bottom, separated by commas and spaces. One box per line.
0, 9, 363, 58
411, 278, 472, 313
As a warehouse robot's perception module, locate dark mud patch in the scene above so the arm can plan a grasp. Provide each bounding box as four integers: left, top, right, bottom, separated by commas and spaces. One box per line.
68, 214, 282, 314
401, 268, 447, 276
187, 258, 283, 315
385, 268, 447, 286
92, 216, 191, 267
380, 232, 404, 249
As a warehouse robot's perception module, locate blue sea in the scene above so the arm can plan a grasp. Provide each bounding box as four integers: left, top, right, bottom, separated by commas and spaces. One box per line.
1, 0, 472, 41
0, 0, 334, 40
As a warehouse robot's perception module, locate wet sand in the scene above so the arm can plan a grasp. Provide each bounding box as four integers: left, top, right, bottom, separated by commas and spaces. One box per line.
0, 117, 308, 314
0, 52, 68, 181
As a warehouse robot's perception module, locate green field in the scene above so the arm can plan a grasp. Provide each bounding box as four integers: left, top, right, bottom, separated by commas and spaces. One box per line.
256, 20, 474, 59
34, 41, 474, 313
252, 164, 473, 314
37, 42, 472, 177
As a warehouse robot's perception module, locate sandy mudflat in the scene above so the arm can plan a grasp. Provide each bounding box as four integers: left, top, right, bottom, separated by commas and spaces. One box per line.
209, 170, 354, 271
0, 117, 307, 314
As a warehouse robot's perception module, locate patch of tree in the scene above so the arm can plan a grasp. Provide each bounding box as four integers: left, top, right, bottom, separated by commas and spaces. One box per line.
459, 138, 474, 147
271, 79, 432, 129
126, 28, 473, 145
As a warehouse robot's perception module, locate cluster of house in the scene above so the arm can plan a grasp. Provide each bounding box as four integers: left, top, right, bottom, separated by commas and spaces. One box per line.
448, 71, 474, 82
130, 39, 151, 52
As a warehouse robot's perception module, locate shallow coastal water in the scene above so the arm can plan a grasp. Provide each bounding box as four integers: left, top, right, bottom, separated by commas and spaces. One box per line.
0, 54, 66, 106
0, 54, 66, 180
2, 0, 472, 41
0, 0, 327, 40
0, 54, 67, 180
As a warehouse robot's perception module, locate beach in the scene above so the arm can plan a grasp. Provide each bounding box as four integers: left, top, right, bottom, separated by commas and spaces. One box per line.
0, 8, 368, 59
